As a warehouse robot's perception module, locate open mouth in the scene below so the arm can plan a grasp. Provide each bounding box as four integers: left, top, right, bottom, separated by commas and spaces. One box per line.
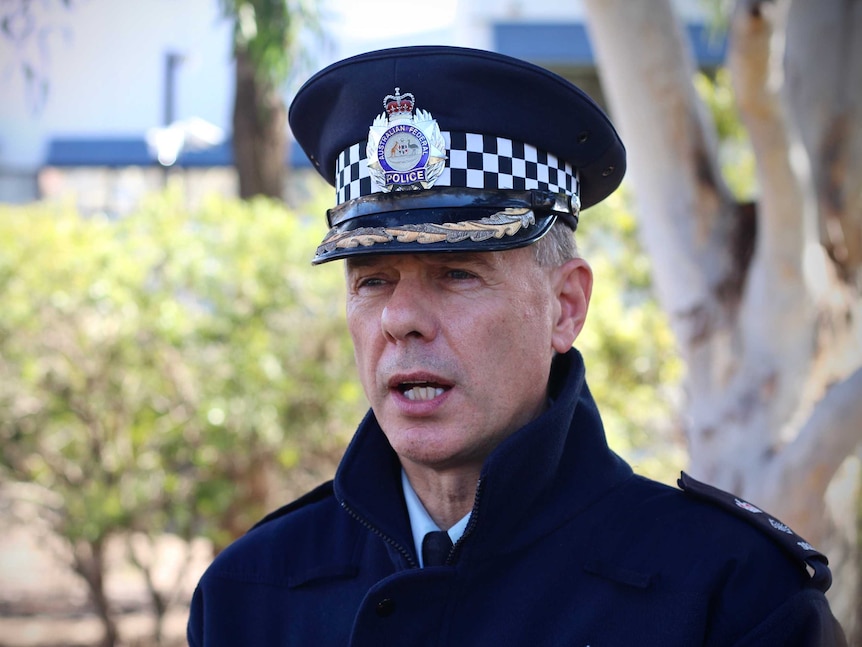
398, 381, 449, 402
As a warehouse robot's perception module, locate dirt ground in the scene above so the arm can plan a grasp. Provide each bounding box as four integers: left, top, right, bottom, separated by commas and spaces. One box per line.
0, 521, 211, 647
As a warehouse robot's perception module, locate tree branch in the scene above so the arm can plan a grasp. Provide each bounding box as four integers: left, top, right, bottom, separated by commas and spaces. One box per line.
760, 365, 862, 542
728, 0, 817, 343
583, 0, 740, 350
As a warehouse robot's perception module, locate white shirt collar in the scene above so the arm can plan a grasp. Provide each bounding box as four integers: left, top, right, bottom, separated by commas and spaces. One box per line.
401, 470, 471, 567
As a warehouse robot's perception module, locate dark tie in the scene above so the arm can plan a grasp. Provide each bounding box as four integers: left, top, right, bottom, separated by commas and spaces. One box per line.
422, 530, 453, 567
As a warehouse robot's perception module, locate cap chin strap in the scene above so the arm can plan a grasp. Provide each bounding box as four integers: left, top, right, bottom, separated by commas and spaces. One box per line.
326, 187, 580, 230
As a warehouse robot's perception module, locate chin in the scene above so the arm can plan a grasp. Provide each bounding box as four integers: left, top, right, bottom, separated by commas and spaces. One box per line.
388, 433, 465, 467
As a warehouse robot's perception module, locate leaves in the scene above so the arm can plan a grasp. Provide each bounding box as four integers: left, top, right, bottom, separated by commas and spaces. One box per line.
694, 69, 757, 199
0, 192, 363, 550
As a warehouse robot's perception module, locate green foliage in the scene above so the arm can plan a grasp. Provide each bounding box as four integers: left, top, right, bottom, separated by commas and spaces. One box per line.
697, 0, 733, 37
577, 191, 687, 483
0, 192, 363, 551
221, 0, 322, 86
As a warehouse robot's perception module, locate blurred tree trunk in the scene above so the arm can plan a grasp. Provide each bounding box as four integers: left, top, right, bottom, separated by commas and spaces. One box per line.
72, 538, 119, 647
583, 0, 862, 638
223, 0, 319, 201
233, 48, 286, 200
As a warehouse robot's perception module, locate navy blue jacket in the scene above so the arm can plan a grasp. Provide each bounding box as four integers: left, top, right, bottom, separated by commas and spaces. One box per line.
188, 349, 846, 646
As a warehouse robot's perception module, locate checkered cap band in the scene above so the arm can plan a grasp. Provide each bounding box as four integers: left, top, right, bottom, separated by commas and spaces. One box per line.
335, 132, 579, 205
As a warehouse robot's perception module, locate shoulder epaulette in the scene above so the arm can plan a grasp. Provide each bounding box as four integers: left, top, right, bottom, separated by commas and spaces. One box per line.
249, 480, 335, 532
678, 471, 832, 591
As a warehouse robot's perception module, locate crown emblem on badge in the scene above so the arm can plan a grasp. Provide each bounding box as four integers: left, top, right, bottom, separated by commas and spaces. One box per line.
384, 88, 415, 117
367, 87, 446, 192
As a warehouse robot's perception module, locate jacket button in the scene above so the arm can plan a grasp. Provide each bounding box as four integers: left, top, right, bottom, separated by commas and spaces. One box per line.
375, 598, 395, 617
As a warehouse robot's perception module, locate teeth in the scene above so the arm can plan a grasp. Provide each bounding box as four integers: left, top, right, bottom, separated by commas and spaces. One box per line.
403, 385, 445, 401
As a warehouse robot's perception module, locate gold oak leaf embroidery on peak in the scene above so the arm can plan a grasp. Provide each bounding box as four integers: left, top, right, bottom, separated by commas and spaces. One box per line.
318, 208, 535, 253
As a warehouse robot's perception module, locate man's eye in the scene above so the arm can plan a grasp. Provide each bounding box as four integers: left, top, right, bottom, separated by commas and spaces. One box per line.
447, 269, 476, 280
356, 277, 387, 289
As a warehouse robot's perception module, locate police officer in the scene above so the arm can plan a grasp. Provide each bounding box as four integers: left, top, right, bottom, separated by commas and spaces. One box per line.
188, 45, 847, 646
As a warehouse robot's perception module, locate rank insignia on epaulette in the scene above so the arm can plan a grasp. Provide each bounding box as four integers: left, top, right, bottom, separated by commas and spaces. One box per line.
366, 88, 447, 192
678, 471, 833, 591
734, 498, 763, 514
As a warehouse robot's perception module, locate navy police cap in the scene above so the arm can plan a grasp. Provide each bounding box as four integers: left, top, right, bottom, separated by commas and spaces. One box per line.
288, 45, 626, 264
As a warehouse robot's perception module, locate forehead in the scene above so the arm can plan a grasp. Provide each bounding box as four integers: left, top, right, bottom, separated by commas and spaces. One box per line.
344, 249, 531, 272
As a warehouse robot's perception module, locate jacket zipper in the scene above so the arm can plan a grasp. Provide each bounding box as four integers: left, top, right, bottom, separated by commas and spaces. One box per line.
447, 477, 484, 565
342, 476, 485, 569
340, 500, 419, 569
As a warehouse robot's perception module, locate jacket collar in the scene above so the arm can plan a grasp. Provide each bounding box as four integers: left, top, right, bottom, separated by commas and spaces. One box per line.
334, 348, 633, 566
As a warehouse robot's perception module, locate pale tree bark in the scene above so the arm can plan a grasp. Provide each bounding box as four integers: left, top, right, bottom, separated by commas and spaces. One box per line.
583, 0, 862, 636
726, 0, 862, 529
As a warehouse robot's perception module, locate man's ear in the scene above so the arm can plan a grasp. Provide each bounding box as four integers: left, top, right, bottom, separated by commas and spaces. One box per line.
551, 257, 593, 353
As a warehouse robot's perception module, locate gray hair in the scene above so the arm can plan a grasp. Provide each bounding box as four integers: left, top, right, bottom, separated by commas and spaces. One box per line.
533, 221, 579, 267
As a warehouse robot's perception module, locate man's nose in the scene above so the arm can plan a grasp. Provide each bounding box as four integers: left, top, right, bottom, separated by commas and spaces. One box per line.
380, 279, 438, 343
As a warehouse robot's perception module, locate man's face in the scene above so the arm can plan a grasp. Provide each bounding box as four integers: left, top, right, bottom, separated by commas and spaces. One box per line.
345, 247, 590, 474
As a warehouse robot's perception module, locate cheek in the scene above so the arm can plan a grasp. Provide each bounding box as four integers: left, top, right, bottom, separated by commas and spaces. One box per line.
346, 297, 376, 340
471, 296, 552, 369
511, 291, 555, 342
346, 304, 376, 375
346, 313, 362, 347
507, 298, 557, 382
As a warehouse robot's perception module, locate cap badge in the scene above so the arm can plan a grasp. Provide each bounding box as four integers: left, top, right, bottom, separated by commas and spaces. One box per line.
367, 88, 446, 192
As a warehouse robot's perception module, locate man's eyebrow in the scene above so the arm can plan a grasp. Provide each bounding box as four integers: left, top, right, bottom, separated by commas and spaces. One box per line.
345, 253, 497, 270
345, 257, 378, 270
424, 252, 503, 268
